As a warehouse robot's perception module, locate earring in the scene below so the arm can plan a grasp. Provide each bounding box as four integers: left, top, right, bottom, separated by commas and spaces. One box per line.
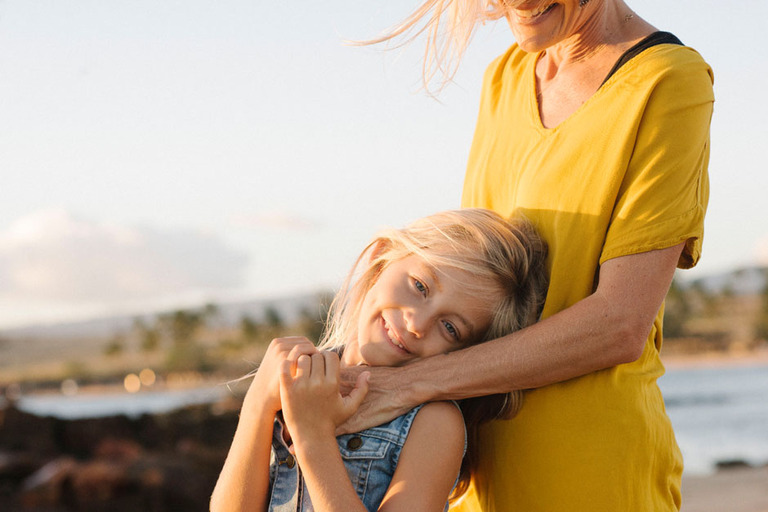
579, 0, 590, 6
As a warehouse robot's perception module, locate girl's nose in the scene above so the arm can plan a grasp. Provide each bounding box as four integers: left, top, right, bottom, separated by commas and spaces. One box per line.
403, 309, 429, 339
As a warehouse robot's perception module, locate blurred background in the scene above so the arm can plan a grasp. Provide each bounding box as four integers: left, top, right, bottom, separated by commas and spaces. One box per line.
1, 0, 766, 510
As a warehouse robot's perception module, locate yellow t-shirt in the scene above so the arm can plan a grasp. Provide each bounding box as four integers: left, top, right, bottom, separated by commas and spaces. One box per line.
455, 43, 714, 511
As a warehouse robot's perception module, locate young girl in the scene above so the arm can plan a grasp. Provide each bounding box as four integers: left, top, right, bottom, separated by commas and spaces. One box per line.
210, 208, 548, 512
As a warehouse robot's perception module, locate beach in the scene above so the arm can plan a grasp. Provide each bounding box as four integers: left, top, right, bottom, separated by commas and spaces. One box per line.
683, 465, 768, 512
665, 352, 768, 512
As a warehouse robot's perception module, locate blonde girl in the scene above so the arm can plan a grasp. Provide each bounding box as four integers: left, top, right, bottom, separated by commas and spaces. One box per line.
211, 208, 547, 512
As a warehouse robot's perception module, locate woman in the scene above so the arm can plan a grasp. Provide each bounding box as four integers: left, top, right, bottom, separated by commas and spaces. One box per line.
341, 1, 714, 511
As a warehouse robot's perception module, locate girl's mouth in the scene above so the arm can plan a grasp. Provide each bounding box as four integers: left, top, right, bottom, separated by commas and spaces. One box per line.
382, 317, 410, 353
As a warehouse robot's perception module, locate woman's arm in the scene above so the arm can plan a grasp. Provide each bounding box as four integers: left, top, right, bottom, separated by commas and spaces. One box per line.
210, 338, 318, 512
340, 242, 684, 433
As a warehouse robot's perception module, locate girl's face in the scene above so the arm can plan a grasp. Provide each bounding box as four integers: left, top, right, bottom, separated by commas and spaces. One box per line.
343, 255, 501, 368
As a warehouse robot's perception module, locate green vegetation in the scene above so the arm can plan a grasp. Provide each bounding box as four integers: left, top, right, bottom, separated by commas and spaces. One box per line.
756, 269, 768, 341
663, 268, 768, 355
103, 334, 126, 357
110, 295, 334, 377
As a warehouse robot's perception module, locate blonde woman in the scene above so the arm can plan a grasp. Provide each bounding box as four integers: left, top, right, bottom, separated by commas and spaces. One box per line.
211, 209, 548, 511
342, 1, 714, 511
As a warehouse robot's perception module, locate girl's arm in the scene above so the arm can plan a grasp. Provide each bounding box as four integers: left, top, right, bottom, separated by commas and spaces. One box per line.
378, 401, 465, 511
210, 337, 318, 512
278, 352, 372, 512
340, 243, 684, 432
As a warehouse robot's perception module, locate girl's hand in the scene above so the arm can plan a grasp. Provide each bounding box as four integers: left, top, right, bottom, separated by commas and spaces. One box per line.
279, 352, 370, 442
245, 336, 318, 416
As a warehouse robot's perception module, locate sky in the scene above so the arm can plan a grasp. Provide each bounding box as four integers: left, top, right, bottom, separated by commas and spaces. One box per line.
0, 0, 766, 329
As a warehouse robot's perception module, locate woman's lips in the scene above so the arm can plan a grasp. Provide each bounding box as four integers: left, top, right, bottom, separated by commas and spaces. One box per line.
513, 3, 557, 21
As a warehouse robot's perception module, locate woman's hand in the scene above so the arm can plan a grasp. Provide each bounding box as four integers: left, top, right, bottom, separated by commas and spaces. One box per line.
245, 336, 318, 416
336, 365, 413, 434
279, 351, 370, 441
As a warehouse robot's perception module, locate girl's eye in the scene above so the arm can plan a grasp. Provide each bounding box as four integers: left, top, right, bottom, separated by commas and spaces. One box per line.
442, 320, 460, 341
413, 278, 428, 297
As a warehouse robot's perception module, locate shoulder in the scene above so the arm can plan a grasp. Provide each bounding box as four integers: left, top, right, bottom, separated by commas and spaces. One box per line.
408, 401, 465, 455
619, 44, 714, 101
378, 403, 465, 511
412, 400, 463, 426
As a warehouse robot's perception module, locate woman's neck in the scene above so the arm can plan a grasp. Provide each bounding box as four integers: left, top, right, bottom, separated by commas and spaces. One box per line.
541, 1, 647, 70
534, 2, 656, 128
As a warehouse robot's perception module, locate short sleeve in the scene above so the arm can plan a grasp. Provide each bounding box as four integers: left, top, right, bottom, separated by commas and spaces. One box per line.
600, 48, 714, 269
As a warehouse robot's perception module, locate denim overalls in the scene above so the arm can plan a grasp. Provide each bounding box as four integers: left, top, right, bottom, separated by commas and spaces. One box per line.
267, 403, 461, 511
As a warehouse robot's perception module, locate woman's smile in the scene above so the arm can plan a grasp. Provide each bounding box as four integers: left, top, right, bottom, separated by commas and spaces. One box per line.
512, 2, 557, 22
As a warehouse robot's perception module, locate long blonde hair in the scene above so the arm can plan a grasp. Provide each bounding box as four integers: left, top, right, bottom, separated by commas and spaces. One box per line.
320, 208, 548, 499
359, 0, 507, 90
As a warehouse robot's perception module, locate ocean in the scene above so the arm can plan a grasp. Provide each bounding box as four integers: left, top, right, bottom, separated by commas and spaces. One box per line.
10, 363, 768, 476
658, 363, 768, 475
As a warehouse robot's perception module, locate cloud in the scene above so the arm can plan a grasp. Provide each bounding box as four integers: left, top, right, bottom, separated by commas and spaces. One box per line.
0, 209, 249, 303
230, 211, 320, 231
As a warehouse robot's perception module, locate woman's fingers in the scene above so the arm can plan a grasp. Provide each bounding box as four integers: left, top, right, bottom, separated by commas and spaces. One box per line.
342, 371, 370, 416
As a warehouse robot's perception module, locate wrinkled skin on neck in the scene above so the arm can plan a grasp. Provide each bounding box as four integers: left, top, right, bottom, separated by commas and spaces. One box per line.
503, 0, 646, 65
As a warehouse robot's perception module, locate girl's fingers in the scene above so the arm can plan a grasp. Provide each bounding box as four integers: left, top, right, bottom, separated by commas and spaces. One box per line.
295, 354, 311, 379
309, 353, 326, 380
287, 342, 317, 361
279, 359, 292, 387
323, 352, 340, 384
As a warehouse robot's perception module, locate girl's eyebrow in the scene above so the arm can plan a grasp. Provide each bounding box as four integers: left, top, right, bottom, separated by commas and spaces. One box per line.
454, 315, 476, 339
426, 264, 476, 338
424, 264, 442, 291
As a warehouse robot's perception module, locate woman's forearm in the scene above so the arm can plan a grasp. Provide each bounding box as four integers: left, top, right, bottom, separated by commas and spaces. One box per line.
404, 290, 639, 404
403, 245, 682, 405
340, 287, 635, 434
339, 245, 680, 434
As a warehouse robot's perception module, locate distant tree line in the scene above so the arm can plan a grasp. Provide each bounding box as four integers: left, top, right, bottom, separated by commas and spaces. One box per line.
102, 294, 333, 373
663, 268, 768, 349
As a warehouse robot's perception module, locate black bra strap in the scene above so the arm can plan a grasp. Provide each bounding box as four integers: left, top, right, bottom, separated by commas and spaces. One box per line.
602, 31, 684, 85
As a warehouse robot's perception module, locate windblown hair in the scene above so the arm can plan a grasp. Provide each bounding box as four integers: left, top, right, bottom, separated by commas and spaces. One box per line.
319, 208, 548, 499
358, 0, 508, 91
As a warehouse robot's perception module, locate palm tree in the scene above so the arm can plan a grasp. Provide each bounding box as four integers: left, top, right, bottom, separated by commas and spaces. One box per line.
664, 277, 690, 338
756, 269, 768, 341
133, 317, 161, 352
240, 314, 261, 344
